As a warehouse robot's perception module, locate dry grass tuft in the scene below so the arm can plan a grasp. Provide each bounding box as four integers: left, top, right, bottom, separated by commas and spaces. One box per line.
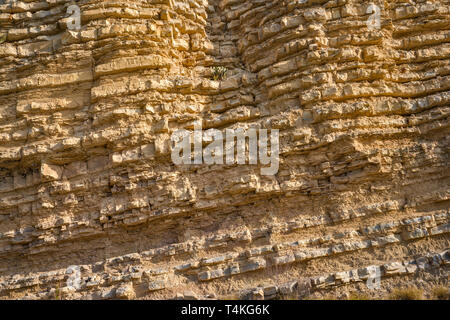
389, 287, 423, 300
220, 294, 240, 300
277, 294, 298, 300
432, 286, 449, 300
348, 292, 370, 300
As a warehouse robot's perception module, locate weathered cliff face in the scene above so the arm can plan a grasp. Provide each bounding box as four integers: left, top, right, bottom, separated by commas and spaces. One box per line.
0, 0, 449, 300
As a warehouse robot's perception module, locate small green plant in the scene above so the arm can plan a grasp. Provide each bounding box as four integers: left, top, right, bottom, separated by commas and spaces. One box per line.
54, 280, 63, 300
0, 33, 6, 44
389, 287, 423, 300
55, 288, 61, 300
211, 66, 228, 81
432, 285, 449, 300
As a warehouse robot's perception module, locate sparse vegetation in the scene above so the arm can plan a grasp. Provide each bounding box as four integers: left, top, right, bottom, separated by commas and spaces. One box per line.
277, 293, 299, 300
55, 288, 61, 300
0, 33, 6, 44
432, 285, 449, 300
348, 292, 370, 300
53, 280, 63, 300
219, 293, 240, 300
211, 66, 228, 81
389, 287, 423, 300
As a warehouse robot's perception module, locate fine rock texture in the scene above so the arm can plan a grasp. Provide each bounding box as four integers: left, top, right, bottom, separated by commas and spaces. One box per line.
0, 0, 449, 299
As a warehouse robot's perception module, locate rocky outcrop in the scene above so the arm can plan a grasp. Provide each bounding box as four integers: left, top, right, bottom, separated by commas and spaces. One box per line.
0, 0, 448, 299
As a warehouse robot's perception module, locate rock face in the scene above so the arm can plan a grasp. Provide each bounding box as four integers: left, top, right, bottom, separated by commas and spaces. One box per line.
0, 0, 449, 300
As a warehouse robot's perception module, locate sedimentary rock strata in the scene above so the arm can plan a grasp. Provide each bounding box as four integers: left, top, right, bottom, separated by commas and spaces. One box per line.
0, 0, 448, 299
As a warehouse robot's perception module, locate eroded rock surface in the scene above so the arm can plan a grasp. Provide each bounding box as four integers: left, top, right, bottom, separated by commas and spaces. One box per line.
0, 0, 449, 299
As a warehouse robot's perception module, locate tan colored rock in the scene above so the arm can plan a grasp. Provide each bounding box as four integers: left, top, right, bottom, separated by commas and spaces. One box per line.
0, 0, 448, 301
40, 163, 63, 181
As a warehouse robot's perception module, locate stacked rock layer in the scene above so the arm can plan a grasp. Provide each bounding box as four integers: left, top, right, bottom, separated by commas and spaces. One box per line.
0, 0, 449, 299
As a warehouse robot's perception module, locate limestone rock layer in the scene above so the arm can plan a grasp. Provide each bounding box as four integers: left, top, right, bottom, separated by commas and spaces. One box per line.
0, 0, 449, 299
